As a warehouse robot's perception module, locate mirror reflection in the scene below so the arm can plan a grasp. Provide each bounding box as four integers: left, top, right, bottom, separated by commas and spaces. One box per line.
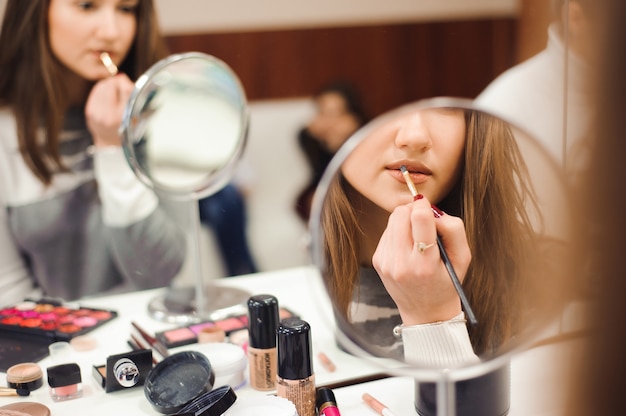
311, 99, 572, 369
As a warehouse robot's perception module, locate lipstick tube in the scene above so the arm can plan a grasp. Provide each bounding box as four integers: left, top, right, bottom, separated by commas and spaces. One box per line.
277, 318, 315, 416
317, 387, 341, 416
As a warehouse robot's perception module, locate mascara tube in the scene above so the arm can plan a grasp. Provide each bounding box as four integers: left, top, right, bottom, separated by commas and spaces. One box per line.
247, 294, 279, 391
277, 318, 315, 416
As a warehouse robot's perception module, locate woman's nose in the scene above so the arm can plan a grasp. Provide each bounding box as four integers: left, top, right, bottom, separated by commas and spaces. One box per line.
96, 9, 120, 40
393, 112, 432, 151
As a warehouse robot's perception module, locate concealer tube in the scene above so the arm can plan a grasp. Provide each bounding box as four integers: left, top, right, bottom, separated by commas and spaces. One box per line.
247, 294, 279, 391
276, 318, 315, 416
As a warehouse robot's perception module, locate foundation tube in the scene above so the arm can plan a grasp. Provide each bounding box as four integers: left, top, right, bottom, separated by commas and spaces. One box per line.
276, 318, 315, 416
247, 294, 279, 391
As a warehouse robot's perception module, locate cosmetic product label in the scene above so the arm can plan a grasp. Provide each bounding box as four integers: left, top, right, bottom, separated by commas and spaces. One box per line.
277, 376, 316, 416
248, 346, 277, 390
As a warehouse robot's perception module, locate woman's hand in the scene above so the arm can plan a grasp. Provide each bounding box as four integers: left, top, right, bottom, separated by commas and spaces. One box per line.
85, 73, 135, 147
372, 195, 472, 325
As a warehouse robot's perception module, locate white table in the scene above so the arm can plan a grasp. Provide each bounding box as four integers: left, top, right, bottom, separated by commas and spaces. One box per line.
0, 266, 576, 415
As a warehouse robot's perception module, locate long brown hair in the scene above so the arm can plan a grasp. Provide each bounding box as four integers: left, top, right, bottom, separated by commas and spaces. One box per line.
0, 0, 169, 184
321, 109, 539, 355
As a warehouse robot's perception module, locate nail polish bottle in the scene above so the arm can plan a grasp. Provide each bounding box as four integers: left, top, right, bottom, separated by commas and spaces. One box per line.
47, 363, 83, 402
247, 294, 279, 391
277, 318, 315, 416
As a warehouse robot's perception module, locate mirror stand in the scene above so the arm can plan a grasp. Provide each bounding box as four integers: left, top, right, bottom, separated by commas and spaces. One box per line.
147, 199, 250, 324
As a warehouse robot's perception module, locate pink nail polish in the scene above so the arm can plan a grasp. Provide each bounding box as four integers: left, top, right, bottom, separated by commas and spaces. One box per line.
431, 205, 444, 218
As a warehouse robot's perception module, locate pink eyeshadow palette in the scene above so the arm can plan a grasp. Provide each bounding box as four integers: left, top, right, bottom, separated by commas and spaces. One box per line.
0, 299, 117, 344
156, 307, 298, 348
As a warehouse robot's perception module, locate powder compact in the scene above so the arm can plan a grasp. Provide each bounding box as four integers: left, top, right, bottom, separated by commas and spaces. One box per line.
6, 362, 44, 392
0, 299, 117, 371
144, 351, 236, 415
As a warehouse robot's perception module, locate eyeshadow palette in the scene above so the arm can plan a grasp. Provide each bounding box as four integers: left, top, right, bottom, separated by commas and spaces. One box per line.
156, 307, 298, 349
0, 299, 118, 343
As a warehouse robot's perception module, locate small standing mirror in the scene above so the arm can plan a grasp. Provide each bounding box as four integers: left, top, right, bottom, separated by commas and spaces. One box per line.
121, 52, 250, 323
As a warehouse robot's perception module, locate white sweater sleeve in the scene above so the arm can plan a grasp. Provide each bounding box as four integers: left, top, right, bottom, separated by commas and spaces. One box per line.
93, 146, 158, 227
400, 312, 479, 367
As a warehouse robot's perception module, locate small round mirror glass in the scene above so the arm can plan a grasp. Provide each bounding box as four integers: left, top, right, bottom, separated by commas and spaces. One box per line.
309, 97, 574, 413
121, 52, 250, 323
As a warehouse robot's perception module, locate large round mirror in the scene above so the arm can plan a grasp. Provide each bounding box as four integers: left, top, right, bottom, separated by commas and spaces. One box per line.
309, 97, 574, 414
121, 52, 251, 323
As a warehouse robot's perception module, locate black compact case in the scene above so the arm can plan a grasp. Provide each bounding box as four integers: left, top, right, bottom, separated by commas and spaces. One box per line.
93, 349, 153, 393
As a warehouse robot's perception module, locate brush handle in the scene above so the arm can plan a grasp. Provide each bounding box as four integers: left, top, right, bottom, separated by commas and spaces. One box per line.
436, 235, 478, 326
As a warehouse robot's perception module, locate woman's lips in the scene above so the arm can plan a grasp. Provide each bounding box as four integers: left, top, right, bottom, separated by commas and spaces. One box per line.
387, 167, 430, 185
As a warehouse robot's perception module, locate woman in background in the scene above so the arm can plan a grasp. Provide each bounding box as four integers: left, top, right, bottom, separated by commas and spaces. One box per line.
0, 0, 185, 306
295, 81, 367, 222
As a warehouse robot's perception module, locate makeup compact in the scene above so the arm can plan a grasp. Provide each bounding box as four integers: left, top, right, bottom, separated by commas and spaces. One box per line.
92, 349, 153, 393
0, 299, 117, 371
0, 402, 51, 416
155, 307, 298, 349
144, 351, 216, 414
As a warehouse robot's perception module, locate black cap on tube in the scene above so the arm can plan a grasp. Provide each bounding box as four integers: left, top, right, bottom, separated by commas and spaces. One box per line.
277, 318, 313, 380
247, 294, 279, 349
316, 387, 337, 408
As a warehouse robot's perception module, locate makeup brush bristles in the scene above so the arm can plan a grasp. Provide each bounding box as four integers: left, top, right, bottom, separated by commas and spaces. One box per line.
0, 387, 30, 397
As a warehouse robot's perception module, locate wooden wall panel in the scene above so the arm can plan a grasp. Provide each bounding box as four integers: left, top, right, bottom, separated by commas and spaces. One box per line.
165, 18, 517, 117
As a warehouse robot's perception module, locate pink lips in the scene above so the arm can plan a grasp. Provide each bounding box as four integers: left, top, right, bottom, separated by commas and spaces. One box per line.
387, 163, 432, 185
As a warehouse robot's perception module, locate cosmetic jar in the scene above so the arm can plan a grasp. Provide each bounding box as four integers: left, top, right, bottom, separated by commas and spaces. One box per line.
48, 341, 72, 364
0, 402, 51, 416
144, 351, 215, 414
247, 294, 279, 391
224, 395, 297, 416
6, 363, 44, 392
200, 343, 247, 389
47, 362, 83, 402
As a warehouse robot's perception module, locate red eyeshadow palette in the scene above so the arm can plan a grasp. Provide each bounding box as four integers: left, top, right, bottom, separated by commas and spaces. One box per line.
155, 307, 298, 348
0, 299, 117, 343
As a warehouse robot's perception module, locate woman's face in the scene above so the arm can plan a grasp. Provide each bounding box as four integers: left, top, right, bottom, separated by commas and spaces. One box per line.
309, 91, 360, 153
48, 0, 139, 81
342, 108, 466, 212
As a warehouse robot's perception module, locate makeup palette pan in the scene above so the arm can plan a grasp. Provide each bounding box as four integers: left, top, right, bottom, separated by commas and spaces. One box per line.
144, 351, 215, 414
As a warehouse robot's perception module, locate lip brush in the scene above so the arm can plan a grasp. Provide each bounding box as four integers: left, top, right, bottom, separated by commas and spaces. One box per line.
400, 165, 478, 326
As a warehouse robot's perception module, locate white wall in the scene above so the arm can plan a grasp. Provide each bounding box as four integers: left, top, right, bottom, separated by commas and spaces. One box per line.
156, 0, 517, 35
0, 0, 517, 35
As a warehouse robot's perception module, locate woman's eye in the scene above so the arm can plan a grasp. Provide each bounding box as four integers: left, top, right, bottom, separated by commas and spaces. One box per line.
77, 1, 95, 10
119, 1, 139, 13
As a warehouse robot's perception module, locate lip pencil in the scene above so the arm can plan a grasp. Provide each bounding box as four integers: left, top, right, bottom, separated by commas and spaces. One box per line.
400, 165, 478, 326
362, 393, 398, 416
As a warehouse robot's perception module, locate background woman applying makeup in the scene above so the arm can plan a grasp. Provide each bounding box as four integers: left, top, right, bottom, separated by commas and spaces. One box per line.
321, 107, 546, 366
0, 0, 186, 306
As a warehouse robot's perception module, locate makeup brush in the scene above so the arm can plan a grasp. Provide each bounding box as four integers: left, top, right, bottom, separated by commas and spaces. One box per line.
400, 165, 478, 326
99, 52, 118, 77
0, 387, 30, 397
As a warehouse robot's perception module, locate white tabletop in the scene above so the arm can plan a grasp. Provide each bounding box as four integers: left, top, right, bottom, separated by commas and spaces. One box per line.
0, 266, 576, 415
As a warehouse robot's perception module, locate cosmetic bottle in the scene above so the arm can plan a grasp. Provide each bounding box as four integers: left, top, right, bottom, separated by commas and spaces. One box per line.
247, 294, 279, 390
276, 318, 315, 416
47, 363, 83, 402
317, 387, 341, 416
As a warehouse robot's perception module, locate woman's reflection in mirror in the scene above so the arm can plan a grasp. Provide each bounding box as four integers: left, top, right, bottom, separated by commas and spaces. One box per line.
295, 81, 368, 222
0, 0, 186, 306
321, 107, 552, 367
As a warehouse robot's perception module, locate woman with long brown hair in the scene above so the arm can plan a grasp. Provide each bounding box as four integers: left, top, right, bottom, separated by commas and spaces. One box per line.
0, 0, 185, 306
319, 105, 544, 366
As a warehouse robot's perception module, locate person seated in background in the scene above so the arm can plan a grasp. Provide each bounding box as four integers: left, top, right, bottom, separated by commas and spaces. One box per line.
476, 0, 596, 174
295, 81, 368, 222
0, 0, 186, 307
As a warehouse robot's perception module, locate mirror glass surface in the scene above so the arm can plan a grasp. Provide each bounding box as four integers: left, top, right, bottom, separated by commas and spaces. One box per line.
123, 52, 247, 199
309, 97, 573, 378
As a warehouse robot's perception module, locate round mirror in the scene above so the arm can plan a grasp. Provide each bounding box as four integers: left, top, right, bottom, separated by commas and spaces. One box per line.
309, 97, 574, 412
121, 52, 251, 323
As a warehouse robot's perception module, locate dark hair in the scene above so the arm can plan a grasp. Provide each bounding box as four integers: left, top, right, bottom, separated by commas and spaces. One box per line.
0, 0, 169, 184
314, 81, 368, 126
